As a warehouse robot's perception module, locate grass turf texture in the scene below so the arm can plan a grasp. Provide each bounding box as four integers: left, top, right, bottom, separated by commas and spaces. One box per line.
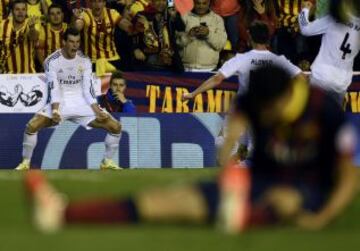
0, 169, 359, 251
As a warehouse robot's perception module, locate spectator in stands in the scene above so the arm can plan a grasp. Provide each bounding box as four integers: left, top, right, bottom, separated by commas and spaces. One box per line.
176, 0, 227, 72
0, 0, 39, 73
106, 0, 135, 71
36, 4, 67, 64
98, 71, 136, 113
26, 0, 52, 20
73, 0, 133, 76
211, 0, 241, 50
0, 0, 10, 23
132, 0, 185, 72
273, 0, 316, 69
237, 0, 276, 52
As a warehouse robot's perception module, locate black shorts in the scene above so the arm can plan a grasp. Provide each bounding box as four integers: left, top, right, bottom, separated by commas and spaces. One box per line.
197, 179, 328, 223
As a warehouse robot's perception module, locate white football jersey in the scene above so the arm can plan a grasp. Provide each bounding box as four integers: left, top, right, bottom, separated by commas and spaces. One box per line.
299, 8, 360, 92
44, 49, 97, 108
218, 50, 301, 93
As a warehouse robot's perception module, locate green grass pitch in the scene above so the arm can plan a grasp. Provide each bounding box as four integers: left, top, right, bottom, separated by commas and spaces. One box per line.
0, 169, 359, 251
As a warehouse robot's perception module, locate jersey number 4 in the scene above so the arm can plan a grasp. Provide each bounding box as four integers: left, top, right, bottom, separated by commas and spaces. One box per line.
340, 33, 352, 60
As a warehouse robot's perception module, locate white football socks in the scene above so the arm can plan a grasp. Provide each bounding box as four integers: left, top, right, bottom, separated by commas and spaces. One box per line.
23, 132, 38, 160
104, 133, 121, 160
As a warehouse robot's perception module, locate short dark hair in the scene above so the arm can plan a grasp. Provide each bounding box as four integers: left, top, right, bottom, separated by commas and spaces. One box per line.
48, 3, 63, 13
248, 21, 270, 44
236, 65, 292, 114
62, 28, 80, 41
11, 0, 27, 10
110, 71, 126, 85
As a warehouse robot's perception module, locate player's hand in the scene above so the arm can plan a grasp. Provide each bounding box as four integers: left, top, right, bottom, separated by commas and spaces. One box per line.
295, 212, 329, 230
52, 110, 61, 124
134, 49, 146, 61
182, 92, 194, 101
96, 110, 110, 122
302, 1, 314, 10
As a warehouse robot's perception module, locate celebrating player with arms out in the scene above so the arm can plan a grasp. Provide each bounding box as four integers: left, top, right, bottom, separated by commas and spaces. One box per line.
298, 1, 360, 103
15, 28, 122, 170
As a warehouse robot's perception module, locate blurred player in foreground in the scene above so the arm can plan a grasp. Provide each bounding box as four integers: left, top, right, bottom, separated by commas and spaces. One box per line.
25, 65, 358, 234
15, 28, 123, 171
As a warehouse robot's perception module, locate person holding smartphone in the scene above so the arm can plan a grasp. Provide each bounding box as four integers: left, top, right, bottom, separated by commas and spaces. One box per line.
176, 0, 227, 72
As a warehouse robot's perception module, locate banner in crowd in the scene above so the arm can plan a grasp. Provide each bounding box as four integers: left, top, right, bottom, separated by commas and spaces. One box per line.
101, 71, 239, 113
0, 74, 101, 113
103, 72, 360, 113
0, 114, 223, 169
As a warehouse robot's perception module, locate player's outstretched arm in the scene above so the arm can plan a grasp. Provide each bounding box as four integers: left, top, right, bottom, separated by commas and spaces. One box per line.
296, 125, 359, 230
296, 157, 358, 230
182, 73, 225, 101
298, 7, 331, 36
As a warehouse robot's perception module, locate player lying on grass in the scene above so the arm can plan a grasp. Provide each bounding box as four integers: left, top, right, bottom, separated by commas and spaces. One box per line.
25, 65, 358, 233
15, 28, 123, 171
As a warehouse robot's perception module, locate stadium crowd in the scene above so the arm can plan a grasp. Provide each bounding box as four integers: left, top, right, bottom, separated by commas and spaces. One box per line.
1, 0, 359, 76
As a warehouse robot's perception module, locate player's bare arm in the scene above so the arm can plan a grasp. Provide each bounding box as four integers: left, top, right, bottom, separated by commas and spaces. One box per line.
182, 73, 226, 101
91, 103, 109, 122
296, 156, 358, 230
51, 102, 61, 124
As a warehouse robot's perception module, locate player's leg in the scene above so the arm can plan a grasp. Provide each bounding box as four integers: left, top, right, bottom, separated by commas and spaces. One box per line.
88, 115, 122, 170
15, 114, 55, 170
65, 184, 209, 225
25, 171, 210, 233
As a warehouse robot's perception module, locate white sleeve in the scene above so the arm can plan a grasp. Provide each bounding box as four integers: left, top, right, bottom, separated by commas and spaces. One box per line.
278, 55, 302, 77
82, 59, 97, 105
218, 55, 243, 78
44, 59, 60, 104
298, 8, 331, 36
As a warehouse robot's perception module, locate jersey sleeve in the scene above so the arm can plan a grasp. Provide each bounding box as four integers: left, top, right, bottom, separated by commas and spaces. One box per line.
110, 9, 122, 26
82, 58, 97, 105
44, 59, 60, 104
82, 9, 92, 27
278, 55, 302, 77
218, 54, 243, 78
298, 8, 331, 36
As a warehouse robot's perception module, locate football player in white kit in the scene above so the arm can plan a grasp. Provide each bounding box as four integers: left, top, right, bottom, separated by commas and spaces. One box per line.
183, 22, 303, 163
298, 1, 360, 103
15, 28, 123, 170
